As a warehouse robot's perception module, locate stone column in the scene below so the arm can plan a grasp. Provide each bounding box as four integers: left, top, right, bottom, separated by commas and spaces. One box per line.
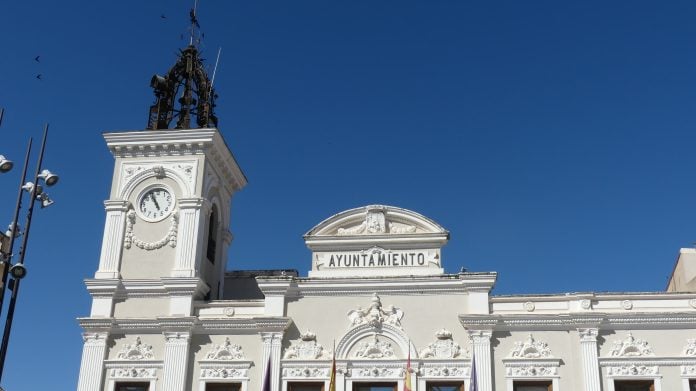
468, 330, 493, 391
173, 198, 210, 277
161, 332, 191, 391
578, 328, 601, 391
95, 200, 130, 279
261, 332, 283, 391
76, 332, 108, 391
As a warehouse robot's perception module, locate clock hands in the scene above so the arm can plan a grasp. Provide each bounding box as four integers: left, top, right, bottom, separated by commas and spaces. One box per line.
151, 195, 161, 211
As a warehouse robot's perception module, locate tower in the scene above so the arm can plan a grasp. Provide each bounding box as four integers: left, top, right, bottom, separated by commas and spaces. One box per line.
77, 42, 247, 391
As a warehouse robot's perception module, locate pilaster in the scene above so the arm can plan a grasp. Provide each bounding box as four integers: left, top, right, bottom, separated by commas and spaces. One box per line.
95, 200, 130, 279
468, 329, 493, 391
76, 332, 109, 391
578, 328, 601, 391
261, 332, 283, 391
161, 331, 191, 391
173, 198, 210, 277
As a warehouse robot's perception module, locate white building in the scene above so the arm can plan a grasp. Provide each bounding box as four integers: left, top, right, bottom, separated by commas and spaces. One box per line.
76, 44, 696, 391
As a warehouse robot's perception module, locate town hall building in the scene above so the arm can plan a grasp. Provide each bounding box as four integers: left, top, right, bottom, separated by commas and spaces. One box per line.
76, 40, 696, 391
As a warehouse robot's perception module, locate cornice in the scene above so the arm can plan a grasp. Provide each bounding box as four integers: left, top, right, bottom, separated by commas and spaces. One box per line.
104, 128, 247, 193
284, 275, 492, 296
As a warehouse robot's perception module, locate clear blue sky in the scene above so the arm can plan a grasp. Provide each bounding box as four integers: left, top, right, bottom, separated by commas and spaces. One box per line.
2, 0, 696, 389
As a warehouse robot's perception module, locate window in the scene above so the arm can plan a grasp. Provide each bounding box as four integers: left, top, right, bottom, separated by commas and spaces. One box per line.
288, 382, 324, 391
115, 383, 149, 391
206, 205, 218, 263
613, 380, 654, 391
353, 382, 397, 391
426, 381, 463, 391
512, 381, 552, 391
206, 383, 241, 391
690, 379, 696, 391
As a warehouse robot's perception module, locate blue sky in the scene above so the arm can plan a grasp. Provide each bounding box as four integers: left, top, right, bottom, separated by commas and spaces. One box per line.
2, 0, 696, 389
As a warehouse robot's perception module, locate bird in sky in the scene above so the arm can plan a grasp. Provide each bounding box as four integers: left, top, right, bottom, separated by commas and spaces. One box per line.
34, 55, 40, 62
36, 74, 42, 80
160, 14, 166, 19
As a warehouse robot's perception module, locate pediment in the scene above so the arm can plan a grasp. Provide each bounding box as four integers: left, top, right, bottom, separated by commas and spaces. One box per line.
304, 206, 449, 278
305, 205, 448, 237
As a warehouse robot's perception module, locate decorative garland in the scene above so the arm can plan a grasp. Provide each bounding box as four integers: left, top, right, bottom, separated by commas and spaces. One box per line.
124, 209, 178, 250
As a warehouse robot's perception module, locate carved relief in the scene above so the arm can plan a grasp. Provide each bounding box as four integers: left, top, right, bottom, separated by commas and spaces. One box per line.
420, 329, 464, 359
353, 334, 395, 359
607, 365, 658, 376
282, 367, 330, 378
206, 338, 245, 360
124, 209, 178, 250
200, 368, 248, 378
120, 162, 196, 198
283, 331, 330, 359
356, 367, 404, 377
337, 209, 416, 236
421, 367, 468, 377
347, 293, 404, 329
116, 337, 154, 360
506, 365, 557, 377
508, 335, 552, 358
685, 339, 696, 356
110, 368, 156, 378
609, 333, 654, 357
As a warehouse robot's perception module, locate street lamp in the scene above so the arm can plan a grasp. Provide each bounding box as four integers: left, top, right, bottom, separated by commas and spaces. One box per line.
0, 158, 12, 174
0, 124, 59, 383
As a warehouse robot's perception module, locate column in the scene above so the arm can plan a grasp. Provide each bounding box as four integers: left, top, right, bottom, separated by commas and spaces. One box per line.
578, 328, 601, 391
261, 332, 283, 391
161, 332, 191, 391
173, 198, 210, 277
95, 200, 129, 279
468, 330, 493, 391
76, 332, 108, 391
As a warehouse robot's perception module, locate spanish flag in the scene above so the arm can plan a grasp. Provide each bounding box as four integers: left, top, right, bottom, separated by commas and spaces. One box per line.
403, 348, 412, 391
328, 346, 336, 391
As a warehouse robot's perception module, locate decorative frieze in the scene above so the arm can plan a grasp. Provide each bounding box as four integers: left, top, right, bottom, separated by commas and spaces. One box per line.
606, 365, 658, 376
347, 293, 404, 329
200, 367, 248, 379
282, 367, 330, 378
355, 367, 404, 378
684, 339, 696, 356
421, 366, 469, 377
110, 368, 157, 378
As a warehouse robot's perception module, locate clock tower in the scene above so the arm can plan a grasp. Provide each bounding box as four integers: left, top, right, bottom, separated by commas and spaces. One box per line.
86, 44, 247, 319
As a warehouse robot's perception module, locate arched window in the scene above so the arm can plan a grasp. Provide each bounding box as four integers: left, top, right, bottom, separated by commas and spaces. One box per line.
206, 205, 218, 263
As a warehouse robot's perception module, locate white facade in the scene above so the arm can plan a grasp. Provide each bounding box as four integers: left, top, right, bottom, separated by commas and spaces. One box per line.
77, 126, 696, 391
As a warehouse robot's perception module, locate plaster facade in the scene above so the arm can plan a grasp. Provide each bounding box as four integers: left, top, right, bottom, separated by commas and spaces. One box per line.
76, 126, 696, 391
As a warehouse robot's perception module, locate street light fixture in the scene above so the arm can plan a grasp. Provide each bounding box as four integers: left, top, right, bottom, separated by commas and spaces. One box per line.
37, 169, 58, 186
0, 157, 12, 174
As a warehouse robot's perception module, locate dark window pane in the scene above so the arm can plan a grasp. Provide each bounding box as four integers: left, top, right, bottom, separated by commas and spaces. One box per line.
353, 382, 397, 391
691, 379, 696, 391
513, 381, 551, 391
115, 383, 149, 391
207, 384, 241, 391
288, 382, 324, 391
426, 381, 463, 391
614, 380, 654, 391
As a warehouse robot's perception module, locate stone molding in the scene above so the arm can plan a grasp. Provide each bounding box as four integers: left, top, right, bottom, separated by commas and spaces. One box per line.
608, 333, 654, 357
206, 337, 246, 360
116, 337, 155, 360
508, 334, 552, 359
336, 323, 414, 360
283, 331, 331, 359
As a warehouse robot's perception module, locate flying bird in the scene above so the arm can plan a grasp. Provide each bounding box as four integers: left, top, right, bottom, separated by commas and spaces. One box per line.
36, 74, 42, 80
34, 56, 40, 62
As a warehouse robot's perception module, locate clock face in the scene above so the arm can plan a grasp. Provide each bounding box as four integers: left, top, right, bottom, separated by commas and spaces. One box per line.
138, 187, 174, 221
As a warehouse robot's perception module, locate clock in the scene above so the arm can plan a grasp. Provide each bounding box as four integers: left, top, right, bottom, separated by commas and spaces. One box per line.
137, 186, 174, 222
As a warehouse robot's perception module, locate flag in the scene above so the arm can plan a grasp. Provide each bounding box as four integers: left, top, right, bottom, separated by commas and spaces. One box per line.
403, 347, 412, 391
328, 348, 336, 391
469, 354, 478, 391
262, 358, 271, 391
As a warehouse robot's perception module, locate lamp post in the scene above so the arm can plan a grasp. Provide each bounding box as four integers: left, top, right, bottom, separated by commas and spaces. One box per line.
0, 124, 58, 383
